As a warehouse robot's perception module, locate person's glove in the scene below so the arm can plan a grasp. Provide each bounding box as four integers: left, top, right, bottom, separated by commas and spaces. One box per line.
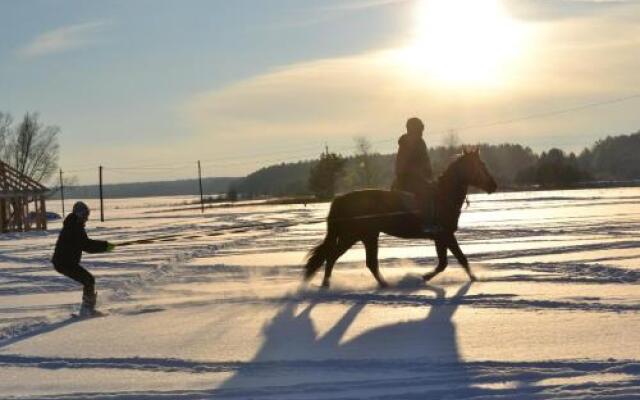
106, 242, 116, 252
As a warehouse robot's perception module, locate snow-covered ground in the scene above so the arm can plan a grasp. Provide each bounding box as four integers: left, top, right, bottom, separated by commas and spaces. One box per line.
1, 188, 639, 399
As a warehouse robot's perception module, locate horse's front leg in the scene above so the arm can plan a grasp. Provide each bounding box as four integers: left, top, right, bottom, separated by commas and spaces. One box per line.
423, 237, 447, 282
447, 233, 476, 281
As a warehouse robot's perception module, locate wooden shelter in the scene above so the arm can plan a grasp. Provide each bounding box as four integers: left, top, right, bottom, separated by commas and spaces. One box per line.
0, 160, 48, 232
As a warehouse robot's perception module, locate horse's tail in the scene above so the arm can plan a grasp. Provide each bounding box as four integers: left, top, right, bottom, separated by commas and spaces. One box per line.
303, 203, 339, 281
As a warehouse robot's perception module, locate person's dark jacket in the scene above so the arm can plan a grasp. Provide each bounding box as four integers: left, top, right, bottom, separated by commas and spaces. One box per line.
52, 213, 108, 267
392, 132, 433, 194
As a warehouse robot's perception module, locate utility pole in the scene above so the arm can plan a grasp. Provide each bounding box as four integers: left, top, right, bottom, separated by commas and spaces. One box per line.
198, 160, 204, 213
99, 166, 104, 222
59, 169, 65, 216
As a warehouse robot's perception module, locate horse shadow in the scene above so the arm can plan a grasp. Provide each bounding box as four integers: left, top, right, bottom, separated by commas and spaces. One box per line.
216, 282, 474, 397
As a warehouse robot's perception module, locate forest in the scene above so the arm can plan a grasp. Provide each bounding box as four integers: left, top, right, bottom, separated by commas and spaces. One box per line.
234, 130, 640, 199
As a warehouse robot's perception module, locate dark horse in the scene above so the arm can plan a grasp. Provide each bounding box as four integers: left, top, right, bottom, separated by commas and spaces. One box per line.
304, 148, 497, 288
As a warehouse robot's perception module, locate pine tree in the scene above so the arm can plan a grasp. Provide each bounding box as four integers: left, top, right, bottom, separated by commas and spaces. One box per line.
309, 148, 346, 200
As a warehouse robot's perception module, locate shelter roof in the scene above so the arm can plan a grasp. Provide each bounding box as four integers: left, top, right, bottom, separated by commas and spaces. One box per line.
0, 160, 48, 197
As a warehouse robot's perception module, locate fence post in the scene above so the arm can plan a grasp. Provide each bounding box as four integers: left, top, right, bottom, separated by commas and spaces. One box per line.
99, 165, 104, 222
198, 160, 204, 213
59, 169, 65, 216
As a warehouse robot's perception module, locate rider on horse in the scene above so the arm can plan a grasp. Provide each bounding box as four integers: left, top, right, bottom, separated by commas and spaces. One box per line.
391, 117, 439, 232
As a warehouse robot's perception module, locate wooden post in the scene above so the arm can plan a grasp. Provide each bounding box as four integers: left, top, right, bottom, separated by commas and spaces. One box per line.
198, 160, 204, 213
26, 197, 32, 231
26, 197, 31, 231
32, 195, 38, 230
99, 166, 104, 222
0, 163, 5, 232
0, 198, 5, 232
16, 198, 23, 232
59, 169, 65, 216
40, 195, 47, 230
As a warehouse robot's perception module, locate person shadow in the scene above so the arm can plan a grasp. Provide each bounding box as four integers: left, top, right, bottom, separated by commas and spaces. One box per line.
216, 281, 474, 398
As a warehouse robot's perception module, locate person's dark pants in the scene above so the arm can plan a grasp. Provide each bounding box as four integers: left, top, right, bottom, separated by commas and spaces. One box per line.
54, 264, 95, 295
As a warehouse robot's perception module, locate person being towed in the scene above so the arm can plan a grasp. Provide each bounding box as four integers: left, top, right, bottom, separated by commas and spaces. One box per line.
52, 201, 115, 316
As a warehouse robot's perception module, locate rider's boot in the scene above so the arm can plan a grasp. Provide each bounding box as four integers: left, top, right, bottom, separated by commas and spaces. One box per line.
421, 200, 442, 234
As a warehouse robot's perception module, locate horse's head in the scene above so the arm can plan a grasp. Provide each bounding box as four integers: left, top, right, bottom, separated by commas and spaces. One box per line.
456, 147, 497, 194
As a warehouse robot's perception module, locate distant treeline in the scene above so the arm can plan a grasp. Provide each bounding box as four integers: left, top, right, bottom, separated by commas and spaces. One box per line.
232, 144, 537, 198
57, 130, 640, 199
578, 132, 640, 180
60, 177, 238, 199
233, 130, 640, 197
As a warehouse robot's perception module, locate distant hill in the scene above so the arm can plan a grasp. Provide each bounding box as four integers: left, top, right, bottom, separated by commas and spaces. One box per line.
233, 160, 316, 197
62, 177, 239, 199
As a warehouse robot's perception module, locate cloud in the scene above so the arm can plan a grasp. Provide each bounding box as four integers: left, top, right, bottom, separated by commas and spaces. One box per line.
320, 0, 410, 12
504, 0, 633, 22
183, 2, 640, 166
259, 0, 409, 31
186, 53, 419, 143
19, 21, 110, 58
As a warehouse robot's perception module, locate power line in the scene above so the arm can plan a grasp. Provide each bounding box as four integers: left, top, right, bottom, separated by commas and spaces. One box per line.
59, 92, 640, 173
370, 92, 640, 147
63, 167, 96, 173
198, 141, 330, 164
58, 142, 331, 172
451, 92, 640, 133
106, 165, 194, 171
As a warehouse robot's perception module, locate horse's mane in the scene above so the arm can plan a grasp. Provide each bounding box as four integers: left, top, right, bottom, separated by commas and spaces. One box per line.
437, 152, 467, 182
436, 152, 471, 208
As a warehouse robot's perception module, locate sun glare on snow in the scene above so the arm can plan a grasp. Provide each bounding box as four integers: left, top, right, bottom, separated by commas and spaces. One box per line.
395, 0, 530, 88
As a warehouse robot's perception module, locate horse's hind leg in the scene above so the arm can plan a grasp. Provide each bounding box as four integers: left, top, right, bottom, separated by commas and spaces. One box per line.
423, 237, 448, 282
322, 235, 356, 288
363, 234, 388, 288
447, 233, 476, 281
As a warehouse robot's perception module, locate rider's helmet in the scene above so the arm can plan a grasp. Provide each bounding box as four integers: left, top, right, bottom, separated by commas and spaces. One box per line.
406, 117, 424, 134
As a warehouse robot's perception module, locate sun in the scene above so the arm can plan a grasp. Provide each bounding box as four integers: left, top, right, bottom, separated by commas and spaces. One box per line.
396, 0, 528, 87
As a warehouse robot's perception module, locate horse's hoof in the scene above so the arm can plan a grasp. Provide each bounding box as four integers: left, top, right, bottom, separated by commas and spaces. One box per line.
422, 274, 434, 282
321, 281, 330, 288
469, 274, 477, 282
378, 281, 390, 289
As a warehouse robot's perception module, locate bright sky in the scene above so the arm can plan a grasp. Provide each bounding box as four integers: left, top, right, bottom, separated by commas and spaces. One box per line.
1, 0, 639, 184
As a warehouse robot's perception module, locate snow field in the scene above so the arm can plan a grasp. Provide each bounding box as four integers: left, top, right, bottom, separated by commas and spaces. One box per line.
0, 189, 639, 398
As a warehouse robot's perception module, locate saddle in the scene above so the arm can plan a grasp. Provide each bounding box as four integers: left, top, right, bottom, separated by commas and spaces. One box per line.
393, 182, 438, 226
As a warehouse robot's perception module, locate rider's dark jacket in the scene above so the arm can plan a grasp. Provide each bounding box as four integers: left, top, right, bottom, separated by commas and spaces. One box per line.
392, 132, 433, 197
